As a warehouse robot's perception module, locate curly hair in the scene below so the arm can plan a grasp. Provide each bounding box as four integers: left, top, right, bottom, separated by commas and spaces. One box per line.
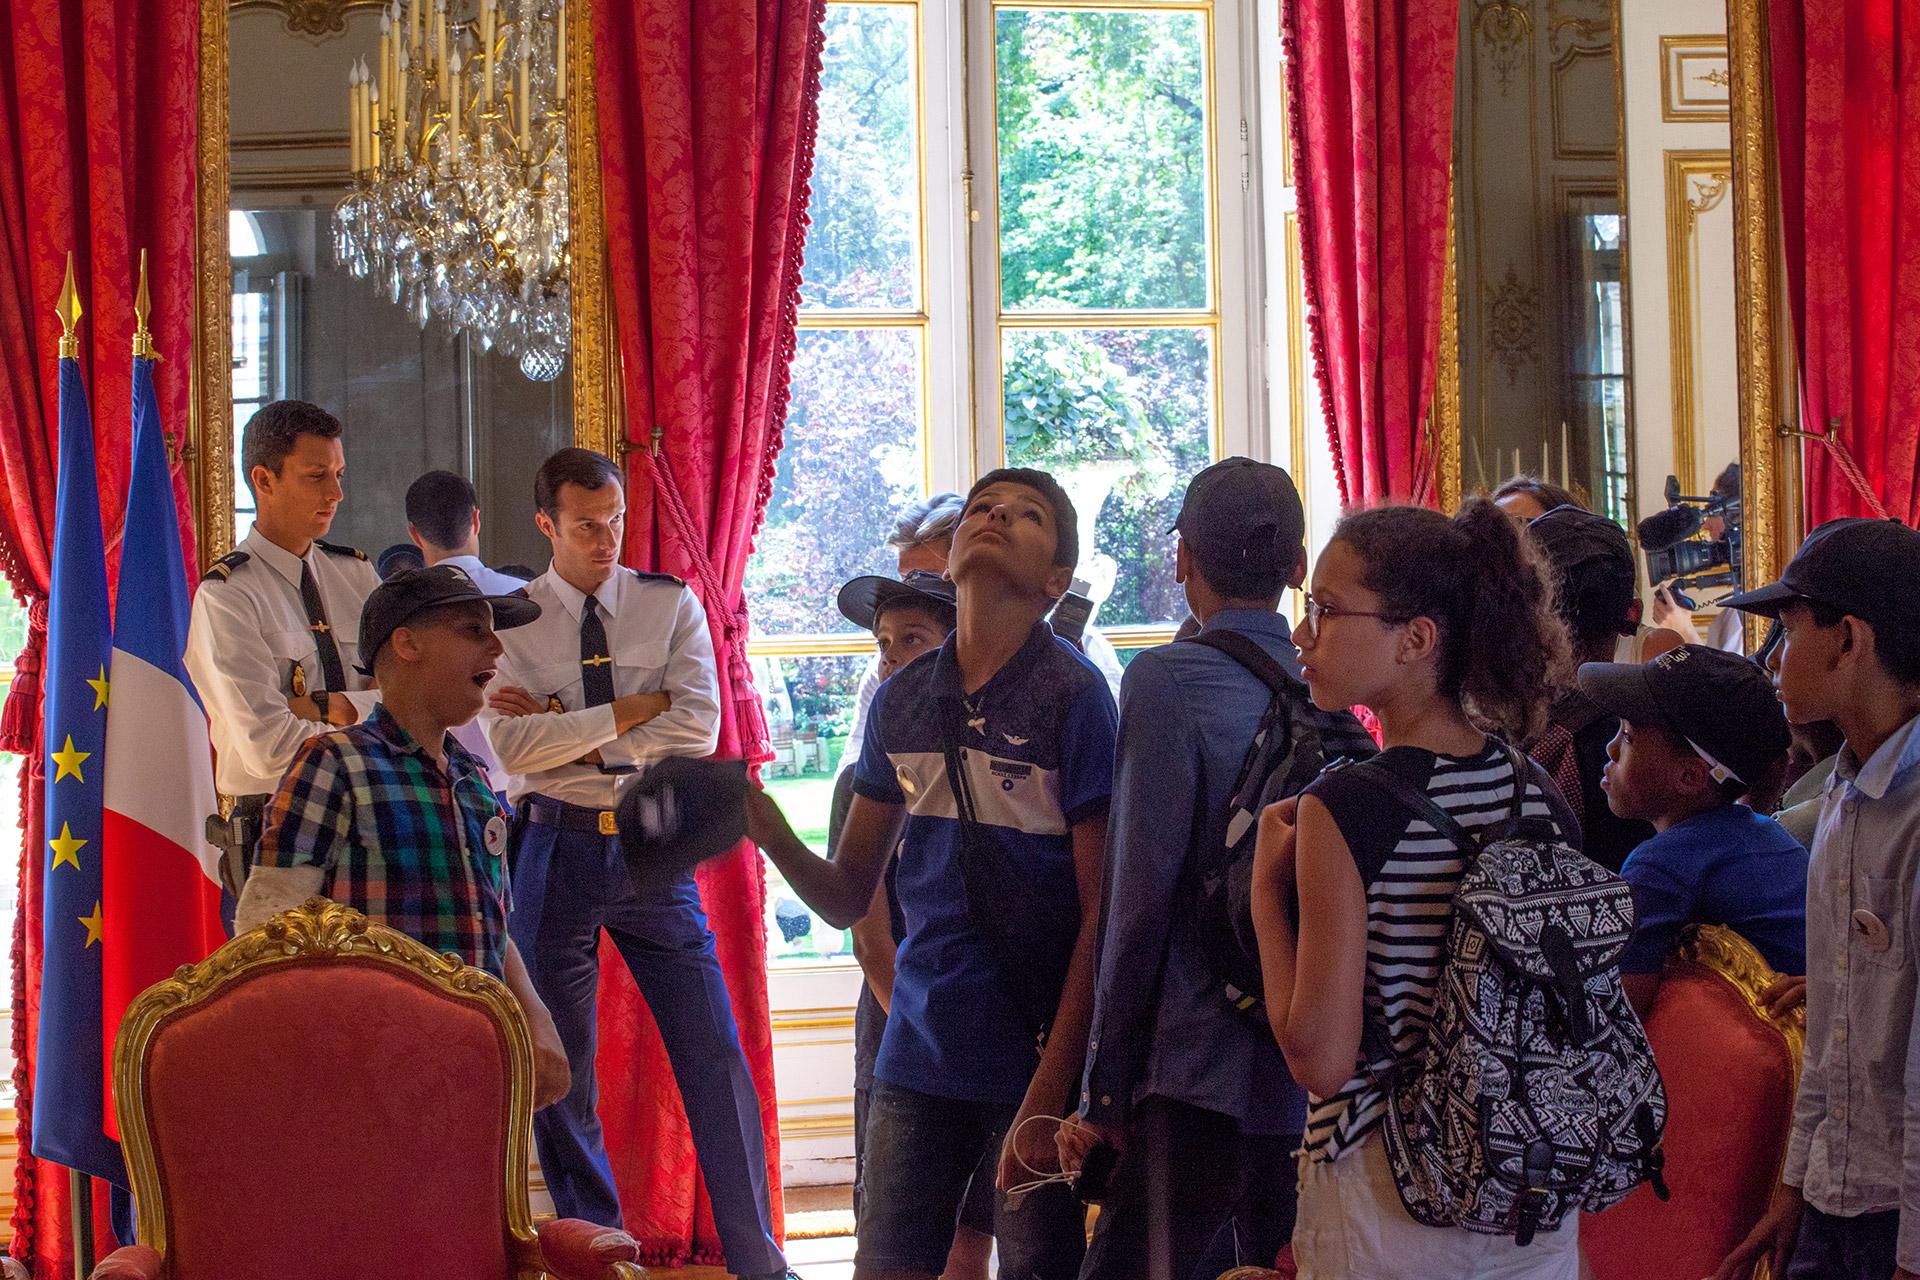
1332, 499, 1572, 741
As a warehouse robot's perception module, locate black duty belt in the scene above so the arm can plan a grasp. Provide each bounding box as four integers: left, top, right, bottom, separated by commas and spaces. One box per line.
523, 794, 621, 837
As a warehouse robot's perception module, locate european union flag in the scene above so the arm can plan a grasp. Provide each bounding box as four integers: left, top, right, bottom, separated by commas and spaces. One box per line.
34, 350, 126, 1191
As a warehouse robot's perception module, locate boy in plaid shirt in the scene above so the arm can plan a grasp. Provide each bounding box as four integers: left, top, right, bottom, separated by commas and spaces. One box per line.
237, 564, 570, 1107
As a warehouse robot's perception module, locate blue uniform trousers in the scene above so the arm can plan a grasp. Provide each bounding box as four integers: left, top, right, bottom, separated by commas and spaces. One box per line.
509, 805, 783, 1276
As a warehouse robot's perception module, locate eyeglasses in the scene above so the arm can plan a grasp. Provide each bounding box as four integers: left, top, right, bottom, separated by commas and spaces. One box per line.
1301, 593, 1406, 639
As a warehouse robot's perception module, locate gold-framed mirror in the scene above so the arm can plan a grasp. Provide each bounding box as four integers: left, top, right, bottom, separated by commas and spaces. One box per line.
190, 0, 617, 569
1433, 0, 1800, 627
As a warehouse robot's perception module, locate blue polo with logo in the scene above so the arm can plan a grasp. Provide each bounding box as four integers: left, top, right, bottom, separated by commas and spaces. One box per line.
852, 620, 1117, 1104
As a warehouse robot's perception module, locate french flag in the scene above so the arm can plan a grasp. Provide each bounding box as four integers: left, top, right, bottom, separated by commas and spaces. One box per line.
99, 353, 226, 1135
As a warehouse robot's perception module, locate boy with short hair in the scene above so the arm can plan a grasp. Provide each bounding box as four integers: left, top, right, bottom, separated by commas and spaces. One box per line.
749, 468, 1115, 1280
1709, 518, 1920, 1280
1574, 644, 1805, 1015
1061, 458, 1347, 1279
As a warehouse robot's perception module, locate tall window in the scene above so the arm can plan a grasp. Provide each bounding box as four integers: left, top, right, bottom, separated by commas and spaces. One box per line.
749, 0, 1256, 964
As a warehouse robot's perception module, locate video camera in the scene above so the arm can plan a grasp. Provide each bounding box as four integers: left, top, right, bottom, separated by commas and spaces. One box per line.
1635, 474, 1742, 604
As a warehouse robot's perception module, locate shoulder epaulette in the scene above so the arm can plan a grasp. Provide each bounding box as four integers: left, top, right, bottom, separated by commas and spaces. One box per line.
200, 550, 250, 583
629, 568, 687, 588
315, 539, 368, 561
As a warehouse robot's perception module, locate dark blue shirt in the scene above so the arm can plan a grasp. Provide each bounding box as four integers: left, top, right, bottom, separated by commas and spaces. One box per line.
1618, 802, 1809, 976
852, 621, 1116, 1105
1081, 610, 1308, 1135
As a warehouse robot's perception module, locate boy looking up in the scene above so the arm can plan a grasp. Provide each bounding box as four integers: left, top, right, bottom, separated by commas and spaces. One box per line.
749, 469, 1116, 1280
1710, 518, 1920, 1280
1574, 644, 1804, 1016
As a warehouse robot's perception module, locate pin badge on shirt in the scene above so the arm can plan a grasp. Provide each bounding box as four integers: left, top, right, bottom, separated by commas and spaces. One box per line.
546, 693, 564, 714
1852, 908, 1891, 953
289, 660, 307, 697
484, 816, 508, 858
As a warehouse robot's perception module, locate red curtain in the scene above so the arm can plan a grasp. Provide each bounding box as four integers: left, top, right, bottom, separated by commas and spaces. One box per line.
0, 0, 200, 1272
1283, 0, 1458, 509
589, 0, 825, 1264
1770, 0, 1920, 525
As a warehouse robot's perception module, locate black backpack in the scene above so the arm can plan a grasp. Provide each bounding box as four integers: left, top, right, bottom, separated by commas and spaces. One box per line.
1183, 630, 1378, 1022
1351, 746, 1669, 1245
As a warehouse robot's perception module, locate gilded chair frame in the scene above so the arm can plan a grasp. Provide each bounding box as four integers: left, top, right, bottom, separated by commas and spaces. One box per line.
110, 899, 638, 1280
1664, 923, 1805, 1280
1433, 0, 1796, 592
190, 0, 620, 569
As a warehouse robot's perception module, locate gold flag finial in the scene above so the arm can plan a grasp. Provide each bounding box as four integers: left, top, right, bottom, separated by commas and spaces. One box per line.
132, 248, 157, 361
55, 253, 81, 359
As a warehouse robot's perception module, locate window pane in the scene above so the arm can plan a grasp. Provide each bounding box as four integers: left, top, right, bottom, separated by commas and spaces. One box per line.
1001, 327, 1214, 626
755, 652, 870, 964
996, 8, 1210, 311
800, 4, 920, 311
748, 327, 924, 636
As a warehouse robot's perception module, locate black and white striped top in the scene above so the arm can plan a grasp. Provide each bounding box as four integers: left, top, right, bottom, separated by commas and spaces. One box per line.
1298, 740, 1576, 1163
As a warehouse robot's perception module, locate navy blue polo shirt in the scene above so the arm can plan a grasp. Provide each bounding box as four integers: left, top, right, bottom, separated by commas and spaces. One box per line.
852, 620, 1117, 1104
1618, 802, 1809, 976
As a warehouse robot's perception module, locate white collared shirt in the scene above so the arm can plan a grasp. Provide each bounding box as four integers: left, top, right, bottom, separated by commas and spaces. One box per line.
481, 565, 721, 808
432, 553, 532, 597
184, 528, 382, 796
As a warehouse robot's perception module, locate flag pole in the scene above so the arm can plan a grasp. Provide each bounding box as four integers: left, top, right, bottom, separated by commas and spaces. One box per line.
132, 249, 157, 361
53, 252, 98, 1280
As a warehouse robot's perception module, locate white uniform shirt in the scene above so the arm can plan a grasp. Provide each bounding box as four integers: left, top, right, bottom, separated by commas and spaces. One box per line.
185, 529, 382, 796
482, 565, 722, 808
434, 553, 532, 597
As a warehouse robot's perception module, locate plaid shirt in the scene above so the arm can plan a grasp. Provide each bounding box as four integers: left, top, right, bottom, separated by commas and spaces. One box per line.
258, 704, 510, 975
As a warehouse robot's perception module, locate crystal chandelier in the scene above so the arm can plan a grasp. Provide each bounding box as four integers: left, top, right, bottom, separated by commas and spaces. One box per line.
335, 0, 571, 382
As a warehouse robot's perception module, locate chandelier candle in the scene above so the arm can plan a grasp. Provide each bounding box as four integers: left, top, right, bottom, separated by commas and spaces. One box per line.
338, 0, 572, 381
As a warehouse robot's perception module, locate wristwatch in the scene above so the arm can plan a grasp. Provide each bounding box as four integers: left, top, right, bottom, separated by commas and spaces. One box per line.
312, 690, 331, 720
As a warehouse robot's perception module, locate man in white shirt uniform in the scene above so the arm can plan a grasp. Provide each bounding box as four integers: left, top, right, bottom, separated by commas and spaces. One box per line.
481, 448, 789, 1280
185, 400, 380, 912
406, 469, 529, 785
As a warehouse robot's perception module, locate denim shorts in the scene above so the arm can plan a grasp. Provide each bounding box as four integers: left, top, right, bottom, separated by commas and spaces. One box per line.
856, 1079, 1087, 1279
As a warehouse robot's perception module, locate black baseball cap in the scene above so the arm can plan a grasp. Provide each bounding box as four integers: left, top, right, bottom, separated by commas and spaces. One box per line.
1721, 517, 1920, 633
617, 758, 750, 893
1170, 457, 1306, 579
356, 564, 541, 674
835, 570, 958, 633
1576, 644, 1791, 789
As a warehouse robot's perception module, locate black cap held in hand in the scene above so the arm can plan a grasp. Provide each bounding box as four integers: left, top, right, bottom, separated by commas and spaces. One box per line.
616, 758, 751, 893
1576, 644, 1790, 789
1721, 517, 1920, 634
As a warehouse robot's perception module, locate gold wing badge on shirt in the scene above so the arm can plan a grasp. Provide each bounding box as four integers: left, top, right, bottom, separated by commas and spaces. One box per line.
289, 661, 307, 697
546, 693, 564, 714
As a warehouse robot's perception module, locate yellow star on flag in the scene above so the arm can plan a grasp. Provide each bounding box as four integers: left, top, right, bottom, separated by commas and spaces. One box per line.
87, 666, 109, 710
49, 823, 85, 871
80, 902, 104, 948
50, 735, 90, 783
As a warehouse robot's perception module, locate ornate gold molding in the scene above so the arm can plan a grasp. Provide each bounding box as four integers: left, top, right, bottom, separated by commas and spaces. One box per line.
1726, 0, 1788, 594
1660, 34, 1733, 123
568, 0, 618, 462
195, 0, 236, 566
1475, 1, 1534, 92
1435, 181, 1462, 510
1485, 264, 1541, 388
230, 0, 385, 41
113, 901, 547, 1272
1663, 150, 1733, 496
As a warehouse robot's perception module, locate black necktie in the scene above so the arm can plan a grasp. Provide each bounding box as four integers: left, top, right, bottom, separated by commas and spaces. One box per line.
581, 594, 615, 708
300, 560, 346, 692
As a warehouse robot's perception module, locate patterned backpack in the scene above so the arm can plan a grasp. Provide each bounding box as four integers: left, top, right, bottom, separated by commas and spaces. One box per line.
1356, 745, 1669, 1245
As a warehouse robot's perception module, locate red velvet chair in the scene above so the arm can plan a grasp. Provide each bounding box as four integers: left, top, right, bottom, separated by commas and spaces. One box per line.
1582, 925, 1804, 1280
92, 900, 647, 1280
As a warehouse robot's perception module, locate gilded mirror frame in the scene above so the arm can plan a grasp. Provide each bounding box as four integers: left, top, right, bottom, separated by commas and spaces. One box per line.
1433, 0, 1793, 592
191, 0, 617, 567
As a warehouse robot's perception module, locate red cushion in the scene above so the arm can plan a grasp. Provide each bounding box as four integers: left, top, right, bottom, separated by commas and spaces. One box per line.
139, 958, 514, 1280
1582, 968, 1796, 1279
